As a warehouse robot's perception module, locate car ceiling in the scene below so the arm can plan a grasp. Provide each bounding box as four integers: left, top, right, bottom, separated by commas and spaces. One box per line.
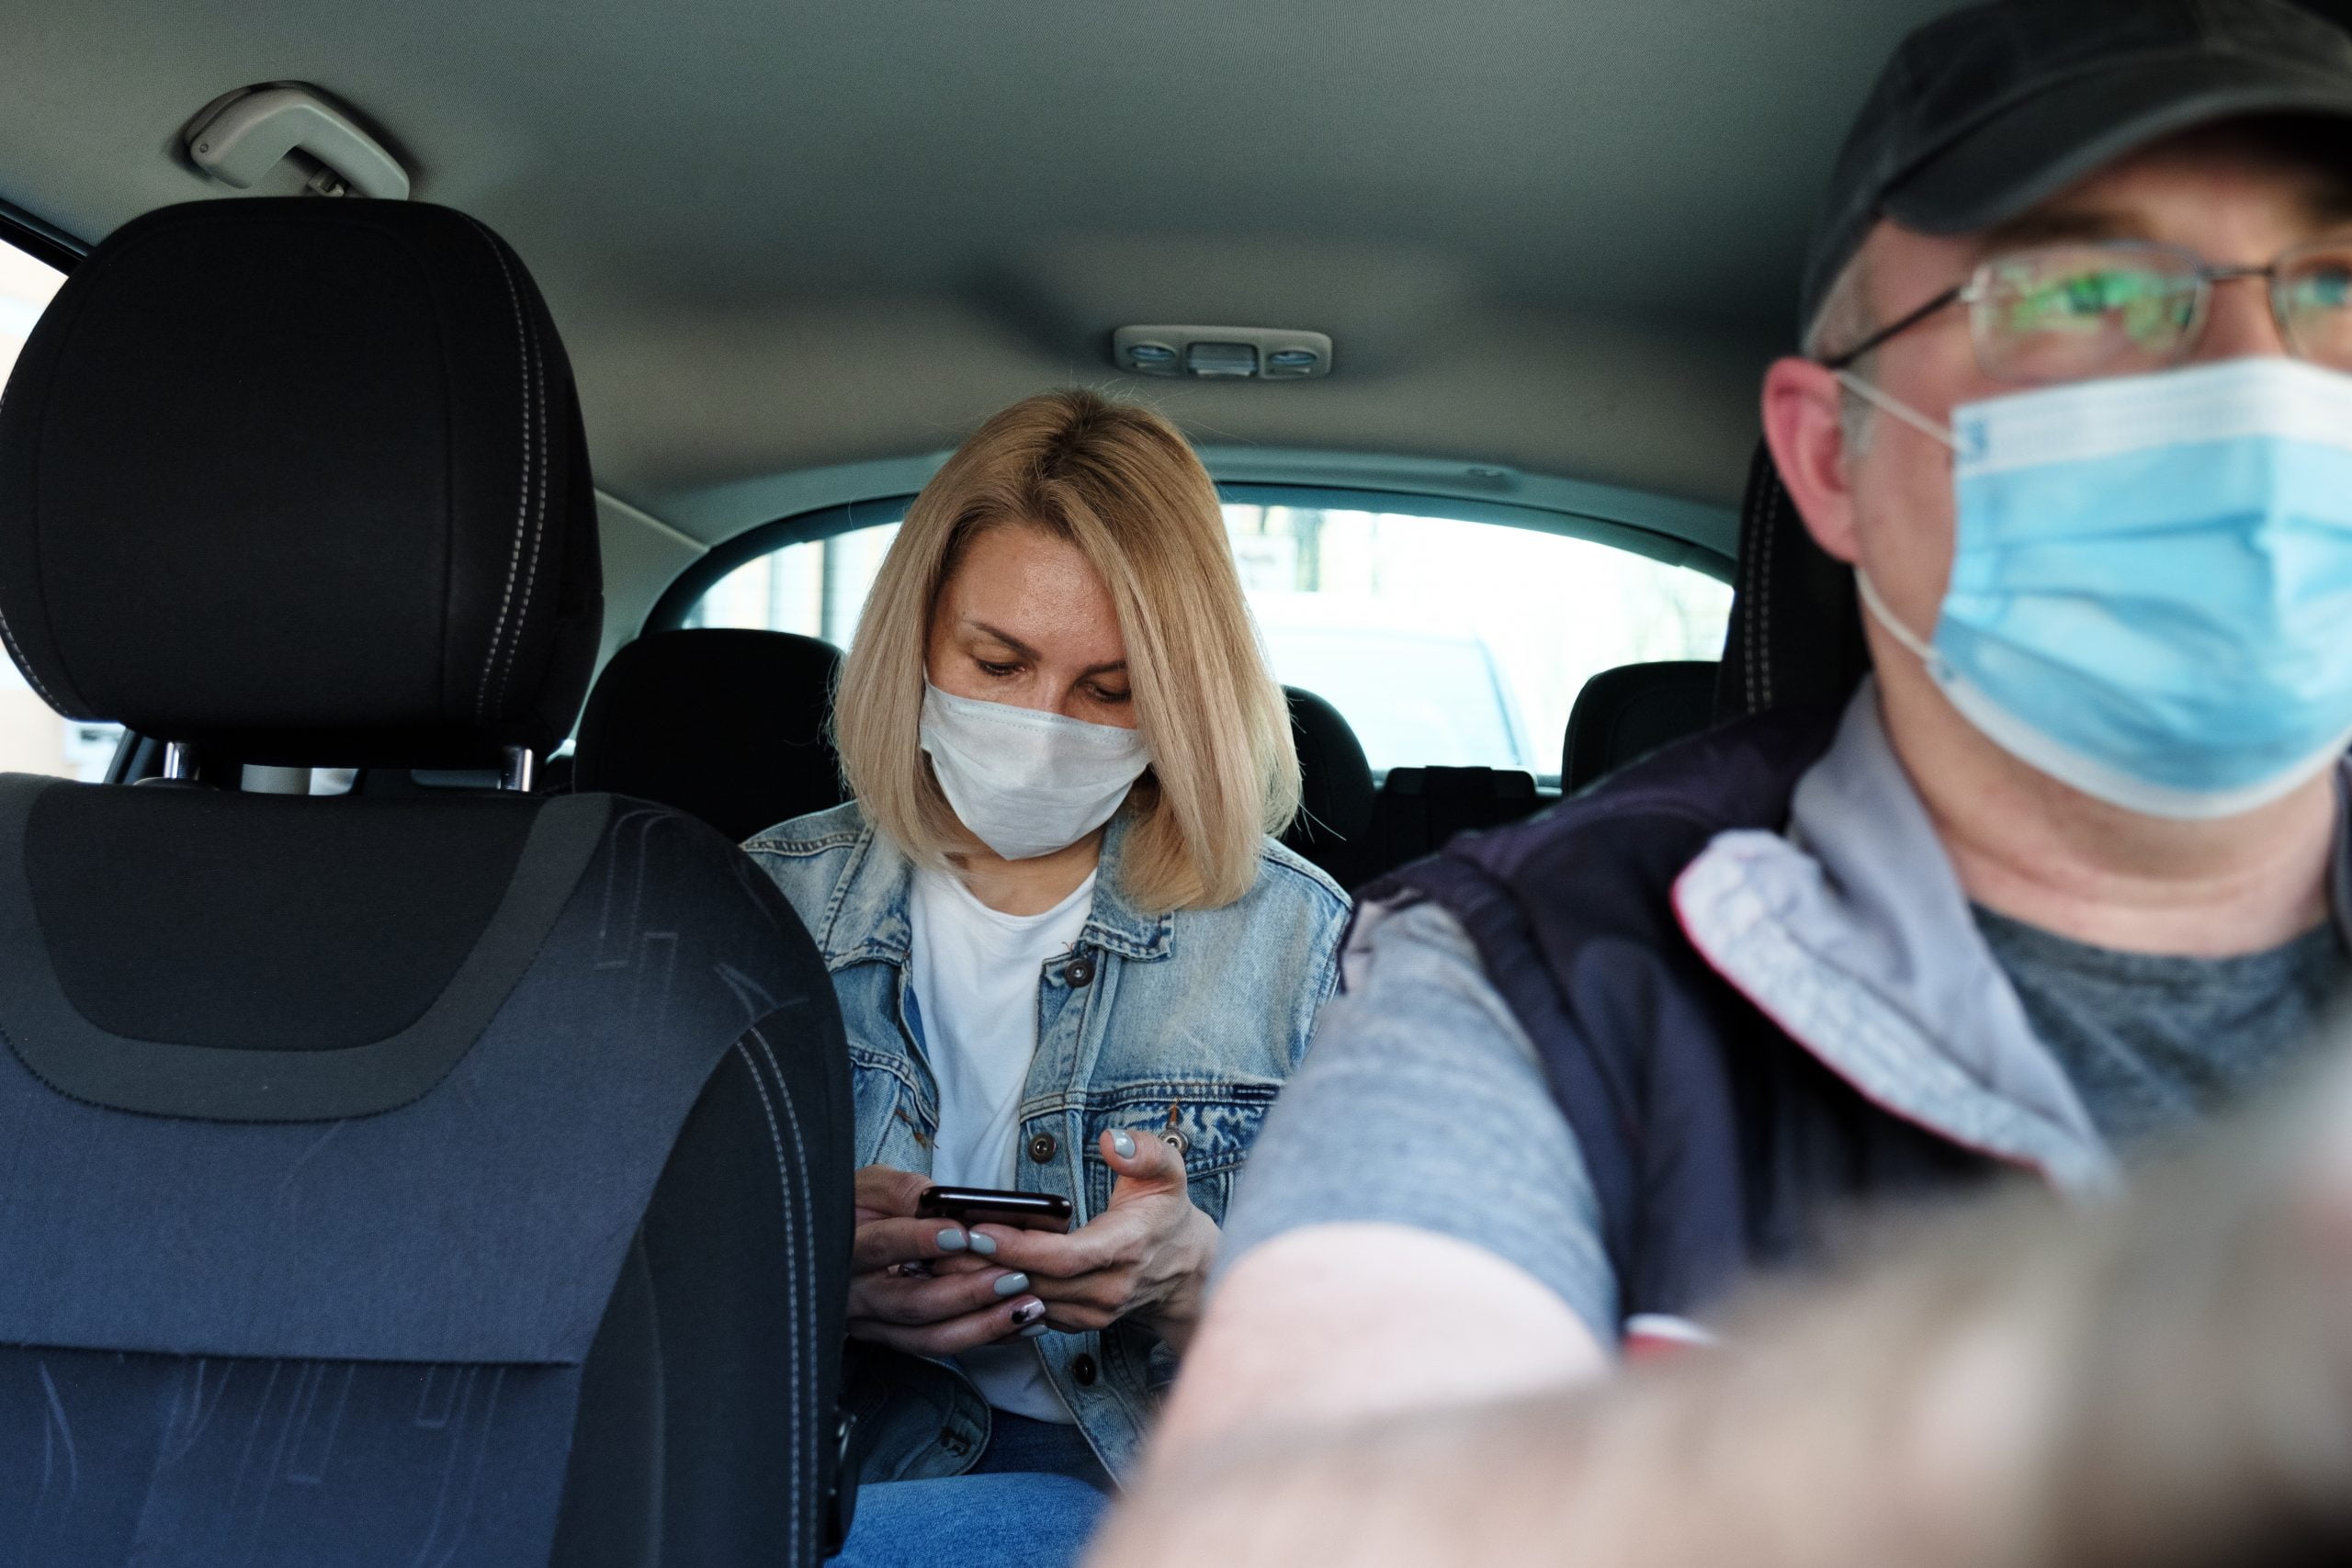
2, 0, 1972, 576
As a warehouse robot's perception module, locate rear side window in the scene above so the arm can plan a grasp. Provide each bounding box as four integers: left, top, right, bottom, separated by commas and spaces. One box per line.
0, 239, 111, 780
689, 523, 901, 647
686, 491, 1730, 782
1226, 502, 1727, 776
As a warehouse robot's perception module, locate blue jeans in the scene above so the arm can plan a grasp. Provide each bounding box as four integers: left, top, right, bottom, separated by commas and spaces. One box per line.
828, 1412, 1113, 1568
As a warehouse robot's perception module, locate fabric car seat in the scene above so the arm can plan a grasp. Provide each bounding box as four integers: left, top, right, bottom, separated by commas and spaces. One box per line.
572, 627, 848, 842
1365, 764, 1542, 876
0, 198, 854, 1568
1714, 441, 1870, 719
1561, 660, 1721, 793
1279, 685, 1375, 889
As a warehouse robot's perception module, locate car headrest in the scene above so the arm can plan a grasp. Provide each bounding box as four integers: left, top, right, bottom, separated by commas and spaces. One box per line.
1713, 442, 1867, 721
0, 198, 601, 768
571, 628, 846, 842
1563, 660, 1720, 793
1281, 684, 1374, 885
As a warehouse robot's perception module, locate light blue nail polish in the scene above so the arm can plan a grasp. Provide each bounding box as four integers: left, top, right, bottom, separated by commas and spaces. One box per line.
936, 1228, 967, 1252
993, 1272, 1030, 1297
1020, 1323, 1050, 1338
967, 1232, 998, 1257
1112, 1129, 1136, 1158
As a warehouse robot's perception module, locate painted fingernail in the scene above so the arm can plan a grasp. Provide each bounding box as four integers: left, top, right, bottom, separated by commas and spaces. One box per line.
993, 1272, 1031, 1297
1020, 1323, 1050, 1338
967, 1232, 998, 1257
1112, 1129, 1136, 1158
1012, 1299, 1046, 1327
936, 1228, 967, 1252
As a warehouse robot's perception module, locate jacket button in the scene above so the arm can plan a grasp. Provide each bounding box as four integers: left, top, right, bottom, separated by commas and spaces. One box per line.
1070, 1353, 1098, 1386
1063, 956, 1095, 987
1028, 1133, 1057, 1164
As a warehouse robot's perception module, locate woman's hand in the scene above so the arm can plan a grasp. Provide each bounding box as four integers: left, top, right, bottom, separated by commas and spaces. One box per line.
973, 1131, 1220, 1351
848, 1165, 1048, 1355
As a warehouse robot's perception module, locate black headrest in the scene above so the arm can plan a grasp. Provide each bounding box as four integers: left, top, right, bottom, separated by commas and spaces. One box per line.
0, 198, 601, 767
1563, 660, 1721, 792
1713, 442, 1867, 721
1281, 685, 1374, 885
571, 628, 846, 842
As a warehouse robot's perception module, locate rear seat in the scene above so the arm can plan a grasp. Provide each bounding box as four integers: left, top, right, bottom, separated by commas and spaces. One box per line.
1561, 660, 1720, 794
1280, 685, 1376, 890
570, 632, 1378, 885
571, 627, 847, 841
1367, 764, 1543, 873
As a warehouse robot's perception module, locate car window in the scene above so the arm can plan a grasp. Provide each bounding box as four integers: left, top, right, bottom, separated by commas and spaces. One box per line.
688, 523, 904, 647
685, 496, 1730, 781
0, 238, 112, 781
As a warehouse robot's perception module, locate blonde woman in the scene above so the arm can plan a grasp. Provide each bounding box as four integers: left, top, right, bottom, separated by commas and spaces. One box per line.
745, 390, 1348, 1566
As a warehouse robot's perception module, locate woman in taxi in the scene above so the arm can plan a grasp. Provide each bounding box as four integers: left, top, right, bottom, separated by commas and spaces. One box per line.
744, 389, 1347, 1564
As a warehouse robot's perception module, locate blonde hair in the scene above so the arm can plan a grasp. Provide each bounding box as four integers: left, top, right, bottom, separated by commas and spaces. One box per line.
833, 389, 1300, 911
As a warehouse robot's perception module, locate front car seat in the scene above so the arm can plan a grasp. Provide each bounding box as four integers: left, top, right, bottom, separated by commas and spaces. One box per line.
0, 198, 853, 1568
1714, 441, 1870, 719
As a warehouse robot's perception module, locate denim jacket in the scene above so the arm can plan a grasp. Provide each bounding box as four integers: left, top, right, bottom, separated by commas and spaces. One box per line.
743, 801, 1348, 1483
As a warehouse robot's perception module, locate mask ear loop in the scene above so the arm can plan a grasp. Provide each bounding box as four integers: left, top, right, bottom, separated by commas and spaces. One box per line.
1854, 567, 1962, 687
1829, 369, 1962, 683
1832, 370, 1961, 451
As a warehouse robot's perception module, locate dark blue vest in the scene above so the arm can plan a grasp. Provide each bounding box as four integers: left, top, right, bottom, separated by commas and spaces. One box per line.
1366, 707, 1994, 1328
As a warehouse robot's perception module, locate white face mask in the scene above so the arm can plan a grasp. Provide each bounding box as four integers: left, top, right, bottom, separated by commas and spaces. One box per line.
919, 682, 1149, 861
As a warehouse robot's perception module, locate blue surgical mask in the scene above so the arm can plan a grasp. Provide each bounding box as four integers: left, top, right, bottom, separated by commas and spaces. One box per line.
1836, 357, 2352, 819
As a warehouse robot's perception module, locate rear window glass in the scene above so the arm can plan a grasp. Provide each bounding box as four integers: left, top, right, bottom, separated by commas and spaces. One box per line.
688, 497, 1730, 780
0, 240, 111, 780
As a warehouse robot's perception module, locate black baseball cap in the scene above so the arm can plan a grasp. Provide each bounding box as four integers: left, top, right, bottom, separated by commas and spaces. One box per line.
1800, 0, 2352, 339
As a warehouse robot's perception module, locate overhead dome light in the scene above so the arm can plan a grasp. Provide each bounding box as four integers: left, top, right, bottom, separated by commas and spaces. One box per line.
1114, 326, 1332, 380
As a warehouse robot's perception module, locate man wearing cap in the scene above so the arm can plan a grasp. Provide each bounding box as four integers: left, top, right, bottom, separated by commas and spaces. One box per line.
1148, 0, 2352, 1459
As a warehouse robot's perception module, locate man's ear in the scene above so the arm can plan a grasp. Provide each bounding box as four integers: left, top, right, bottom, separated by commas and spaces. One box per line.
1761, 356, 1861, 565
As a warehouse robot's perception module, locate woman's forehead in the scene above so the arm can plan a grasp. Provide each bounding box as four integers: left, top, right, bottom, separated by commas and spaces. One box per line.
939, 525, 1125, 657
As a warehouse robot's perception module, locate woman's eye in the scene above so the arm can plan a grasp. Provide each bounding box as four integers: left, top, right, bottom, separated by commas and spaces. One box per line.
1089, 685, 1133, 705
977, 660, 1021, 678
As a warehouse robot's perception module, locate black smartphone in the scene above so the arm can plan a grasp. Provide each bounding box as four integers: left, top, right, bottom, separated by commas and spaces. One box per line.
915, 1185, 1074, 1234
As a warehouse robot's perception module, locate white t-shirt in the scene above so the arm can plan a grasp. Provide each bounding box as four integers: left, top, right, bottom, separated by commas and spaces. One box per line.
909, 863, 1096, 1423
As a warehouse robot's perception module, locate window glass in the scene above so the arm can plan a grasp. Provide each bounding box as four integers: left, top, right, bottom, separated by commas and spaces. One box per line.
0, 240, 109, 781
689, 524, 903, 645
1226, 505, 1729, 776
684, 496, 1731, 781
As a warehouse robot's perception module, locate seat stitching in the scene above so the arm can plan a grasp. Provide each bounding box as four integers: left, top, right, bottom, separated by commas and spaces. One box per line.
491, 279, 549, 716
464, 220, 538, 722
753, 1028, 820, 1557
1740, 457, 1764, 716
737, 1034, 806, 1565
1757, 468, 1780, 712
0, 599, 62, 714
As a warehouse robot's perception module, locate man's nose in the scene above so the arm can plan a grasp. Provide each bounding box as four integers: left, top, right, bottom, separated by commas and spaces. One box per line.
2191, 273, 2292, 364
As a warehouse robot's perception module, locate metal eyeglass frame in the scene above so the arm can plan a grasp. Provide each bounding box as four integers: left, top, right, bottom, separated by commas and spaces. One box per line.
1815, 237, 2352, 377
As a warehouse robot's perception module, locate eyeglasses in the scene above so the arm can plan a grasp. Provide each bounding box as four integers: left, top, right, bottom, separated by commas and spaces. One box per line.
1816, 238, 2352, 383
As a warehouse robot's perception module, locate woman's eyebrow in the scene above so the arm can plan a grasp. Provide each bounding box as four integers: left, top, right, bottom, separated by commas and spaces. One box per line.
964, 620, 1040, 660
966, 620, 1126, 679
